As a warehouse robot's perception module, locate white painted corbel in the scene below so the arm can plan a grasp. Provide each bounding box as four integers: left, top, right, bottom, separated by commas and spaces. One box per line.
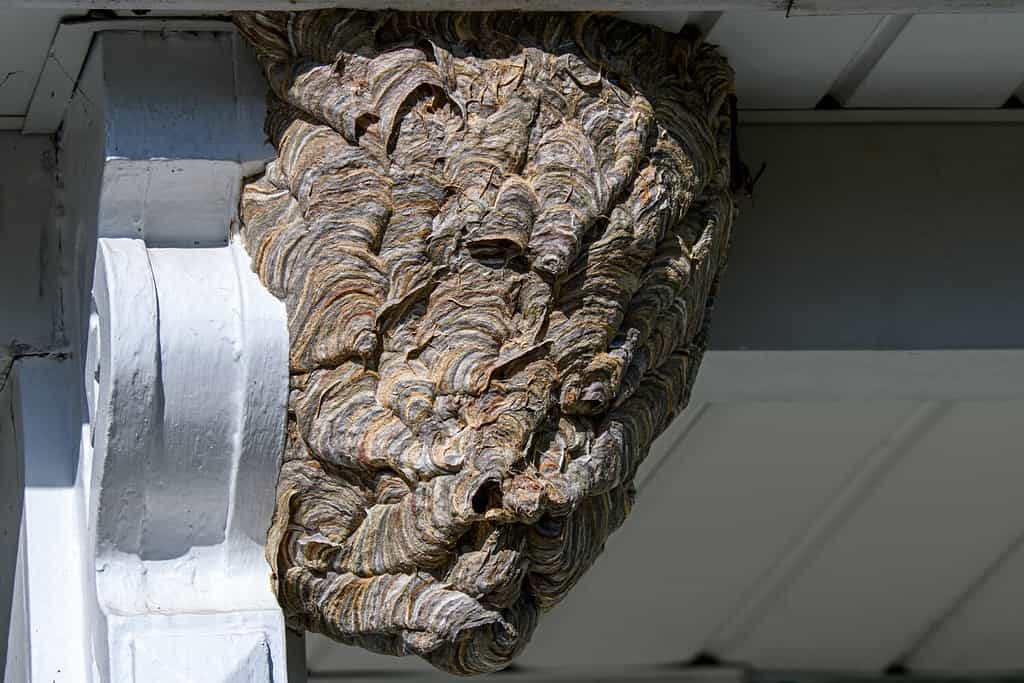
10, 23, 299, 683
86, 237, 289, 682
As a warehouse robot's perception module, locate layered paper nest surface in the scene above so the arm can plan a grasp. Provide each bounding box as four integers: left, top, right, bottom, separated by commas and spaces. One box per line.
235, 10, 739, 675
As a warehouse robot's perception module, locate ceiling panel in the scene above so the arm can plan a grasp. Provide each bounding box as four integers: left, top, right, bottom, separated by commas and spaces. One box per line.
848, 14, 1024, 108
303, 398, 1024, 675
726, 400, 1024, 671
0, 10, 64, 117
707, 13, 883, 109
516, 401, 920, 668
909, 535, 1024, 672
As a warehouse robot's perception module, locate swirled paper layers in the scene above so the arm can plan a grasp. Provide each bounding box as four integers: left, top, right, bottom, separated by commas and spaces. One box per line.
236, 10, 740, 675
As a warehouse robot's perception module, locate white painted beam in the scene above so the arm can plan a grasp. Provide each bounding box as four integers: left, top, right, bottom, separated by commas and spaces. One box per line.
908, 533, 1024, 672
1, 379, 28, 683
27, 27, 297, 683
0, 9, 62, 119
1, 0, 1023, 14
514, 400, 928, 669
2, 513, 29, 683
0, 134, 60, 354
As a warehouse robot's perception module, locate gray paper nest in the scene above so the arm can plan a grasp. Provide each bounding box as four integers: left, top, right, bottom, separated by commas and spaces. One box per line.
235, 10, 739, 675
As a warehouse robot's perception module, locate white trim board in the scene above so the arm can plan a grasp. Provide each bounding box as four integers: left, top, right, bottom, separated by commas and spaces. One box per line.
23, 17, 233, 134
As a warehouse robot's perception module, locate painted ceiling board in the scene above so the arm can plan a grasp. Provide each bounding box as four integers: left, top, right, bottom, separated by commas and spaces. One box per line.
909, 535, 1024, 672
0, 10, 64, 116
726, 400, 1024, 671
5, 1, 1024, 11
516, 401, 920, 668
707, 13, 883, 109
710, 124, 1024, 351
848, 14, 1024, 107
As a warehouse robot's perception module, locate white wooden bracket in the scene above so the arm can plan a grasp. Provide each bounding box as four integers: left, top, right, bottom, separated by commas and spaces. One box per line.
9, 23, 296, 683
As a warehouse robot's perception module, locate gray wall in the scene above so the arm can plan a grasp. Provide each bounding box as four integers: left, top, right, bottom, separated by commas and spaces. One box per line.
713, 123, 1024, 351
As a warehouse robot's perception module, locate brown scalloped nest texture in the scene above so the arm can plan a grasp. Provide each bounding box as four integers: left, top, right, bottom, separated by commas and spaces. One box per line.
235, 10, 739, 675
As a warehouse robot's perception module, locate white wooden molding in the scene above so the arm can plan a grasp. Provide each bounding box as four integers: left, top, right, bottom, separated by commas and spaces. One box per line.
8, 26, 296, 683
